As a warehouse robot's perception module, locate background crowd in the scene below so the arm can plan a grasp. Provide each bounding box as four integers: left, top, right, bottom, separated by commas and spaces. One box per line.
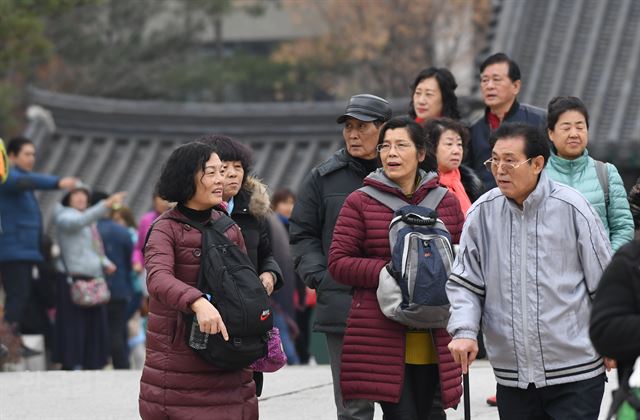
1, 50, 640, 420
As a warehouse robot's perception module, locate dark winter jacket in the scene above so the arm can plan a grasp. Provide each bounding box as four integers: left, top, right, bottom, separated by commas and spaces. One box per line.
465, 101, 546, 189
459, 164, 485, 203
328, 169, 465, 407
139, 207, 258, 420
590, 240, 640, 382
97, 218, 133, 300
228, 177, 283, 289
0, 166, 60, 263
290, 148, 378, 334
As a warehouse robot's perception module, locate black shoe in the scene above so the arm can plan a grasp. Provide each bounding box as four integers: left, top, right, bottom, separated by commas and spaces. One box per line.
21, 344, 42, 358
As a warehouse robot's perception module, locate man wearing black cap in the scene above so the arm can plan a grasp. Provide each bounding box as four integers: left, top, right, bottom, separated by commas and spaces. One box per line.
290, 94, 391, 419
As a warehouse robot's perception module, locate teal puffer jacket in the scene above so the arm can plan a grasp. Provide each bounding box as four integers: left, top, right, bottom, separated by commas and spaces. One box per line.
545, 150, 634, 251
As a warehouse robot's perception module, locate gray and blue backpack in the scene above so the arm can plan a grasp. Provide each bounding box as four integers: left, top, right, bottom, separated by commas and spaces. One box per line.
359, 185, 453, 329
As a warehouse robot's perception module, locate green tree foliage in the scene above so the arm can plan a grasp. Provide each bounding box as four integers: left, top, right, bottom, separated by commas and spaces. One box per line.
34, 0, 318, 102
0, 0, 90, 133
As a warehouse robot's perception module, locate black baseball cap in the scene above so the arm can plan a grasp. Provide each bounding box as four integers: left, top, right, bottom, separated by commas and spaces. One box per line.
336, 94, 392, 124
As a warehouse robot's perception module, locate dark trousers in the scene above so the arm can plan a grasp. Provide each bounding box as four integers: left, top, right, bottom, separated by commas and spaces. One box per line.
295, 306, 312, 364
0, 262, 33, 328
380, 364, 439, 420
496, 374, 605, 420
106, 299, 130, 369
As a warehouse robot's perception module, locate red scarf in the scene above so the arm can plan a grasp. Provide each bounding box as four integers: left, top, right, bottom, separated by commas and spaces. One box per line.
439, 169, 471, 216
487, 111, 501, 130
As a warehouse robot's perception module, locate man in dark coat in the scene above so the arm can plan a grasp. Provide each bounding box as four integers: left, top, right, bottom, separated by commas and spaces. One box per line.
290, 94, 391, 420
590, 240, 640, 415
0, 137, 77, 354
465, 53, 546, 189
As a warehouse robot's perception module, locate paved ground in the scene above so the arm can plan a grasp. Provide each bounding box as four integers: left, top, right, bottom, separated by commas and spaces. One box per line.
0, 361, 617, 420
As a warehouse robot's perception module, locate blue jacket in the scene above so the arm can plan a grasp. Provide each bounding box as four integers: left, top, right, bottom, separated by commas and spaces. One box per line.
0, 167, 60, 263
465, 101, 547, 189
545, 150, 634, 251
97, 218, 134, 300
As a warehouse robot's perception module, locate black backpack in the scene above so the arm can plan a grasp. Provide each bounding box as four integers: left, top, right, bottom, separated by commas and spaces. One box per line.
146, 214, 272, 370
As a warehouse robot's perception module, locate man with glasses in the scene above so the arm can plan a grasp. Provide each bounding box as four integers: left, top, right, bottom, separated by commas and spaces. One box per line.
290, 94, 391, 420
465, 53, 546, 190
446, 123, 612, 419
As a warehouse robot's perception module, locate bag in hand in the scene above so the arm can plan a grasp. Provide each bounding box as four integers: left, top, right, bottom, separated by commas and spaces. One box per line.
68, 276, 111, 307
250, 327, 287, 373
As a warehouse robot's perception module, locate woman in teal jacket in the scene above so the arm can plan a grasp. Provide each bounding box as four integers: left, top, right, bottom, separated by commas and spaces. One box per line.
545, 96, 634, 251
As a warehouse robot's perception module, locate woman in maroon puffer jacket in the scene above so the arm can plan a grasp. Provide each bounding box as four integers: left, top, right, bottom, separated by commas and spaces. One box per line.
139, 142, 258, 420
329, 116, 465, 419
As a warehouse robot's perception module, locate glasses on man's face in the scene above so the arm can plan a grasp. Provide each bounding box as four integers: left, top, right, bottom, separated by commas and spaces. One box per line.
483, 158, 532, 172
376, 142, 414, 154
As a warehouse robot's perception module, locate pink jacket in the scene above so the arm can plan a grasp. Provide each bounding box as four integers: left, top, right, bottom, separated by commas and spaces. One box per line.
132, 210, 160, 267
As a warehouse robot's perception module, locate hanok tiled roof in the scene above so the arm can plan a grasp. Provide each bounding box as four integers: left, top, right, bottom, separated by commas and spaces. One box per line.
482, 0, 640, 163
24, 87, 482, 228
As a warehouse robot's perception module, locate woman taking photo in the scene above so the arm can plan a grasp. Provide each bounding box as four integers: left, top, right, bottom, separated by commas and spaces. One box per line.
545, 96, 634, 251
424, 117, 484, 215
408, 67, 461, 124
139, 142, 258, 419
328, 116, 465, 419
53, 186, 125, 370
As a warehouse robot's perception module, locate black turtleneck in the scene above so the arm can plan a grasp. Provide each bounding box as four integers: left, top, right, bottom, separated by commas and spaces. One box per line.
177, 203, 212, 223
353, 156, 379, 174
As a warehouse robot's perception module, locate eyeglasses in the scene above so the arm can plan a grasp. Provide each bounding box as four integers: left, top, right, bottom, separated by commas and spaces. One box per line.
483, 158, 532, 172
376, 142, 414, 153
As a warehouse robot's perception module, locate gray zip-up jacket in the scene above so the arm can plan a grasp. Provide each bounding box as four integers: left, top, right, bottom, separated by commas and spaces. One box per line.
55, 201, 111, 278
446, 171, 612, 389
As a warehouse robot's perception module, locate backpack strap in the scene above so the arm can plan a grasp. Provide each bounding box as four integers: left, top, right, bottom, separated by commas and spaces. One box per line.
359, 185, 449, 211
359, 185, 407, 211
142, 213, 236, 255
418, 186, 448, 211
595, 160, 610, 220
211, 214, 237, 234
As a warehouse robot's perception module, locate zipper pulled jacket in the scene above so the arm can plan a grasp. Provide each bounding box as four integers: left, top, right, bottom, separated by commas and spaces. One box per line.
446, 172, 612, 389
545, 150, 634, 251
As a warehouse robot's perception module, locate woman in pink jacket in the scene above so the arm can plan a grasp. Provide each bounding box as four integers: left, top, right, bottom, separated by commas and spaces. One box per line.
329, 116, 465, 419
139, 142, 257, 420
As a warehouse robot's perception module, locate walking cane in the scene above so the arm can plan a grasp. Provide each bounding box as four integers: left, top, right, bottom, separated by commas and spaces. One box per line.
463, 371, 471, 420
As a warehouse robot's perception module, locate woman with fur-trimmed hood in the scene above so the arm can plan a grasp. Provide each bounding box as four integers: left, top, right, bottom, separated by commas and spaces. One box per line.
197, 135, 283, 395
198, 134, 282, 295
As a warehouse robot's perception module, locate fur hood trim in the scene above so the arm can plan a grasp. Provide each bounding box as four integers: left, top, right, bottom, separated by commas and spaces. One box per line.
244, 176, 271, 218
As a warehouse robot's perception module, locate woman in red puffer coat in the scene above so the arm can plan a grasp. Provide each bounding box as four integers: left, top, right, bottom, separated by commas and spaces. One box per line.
139, 142, 258, 420
328, 116, 465, 419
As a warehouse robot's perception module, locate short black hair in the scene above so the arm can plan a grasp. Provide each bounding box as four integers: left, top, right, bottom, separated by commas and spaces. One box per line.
61, 187, 90, 207
377, 116, 437, 172
423, 117, 470, 151
408, 67, 461, 120
489, 122, 550, 167
547, 96, 590, 131
156, 142, 216, 203
197, 134, 254, 176
7, 136, 33, 156
480, 52, 521, 82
